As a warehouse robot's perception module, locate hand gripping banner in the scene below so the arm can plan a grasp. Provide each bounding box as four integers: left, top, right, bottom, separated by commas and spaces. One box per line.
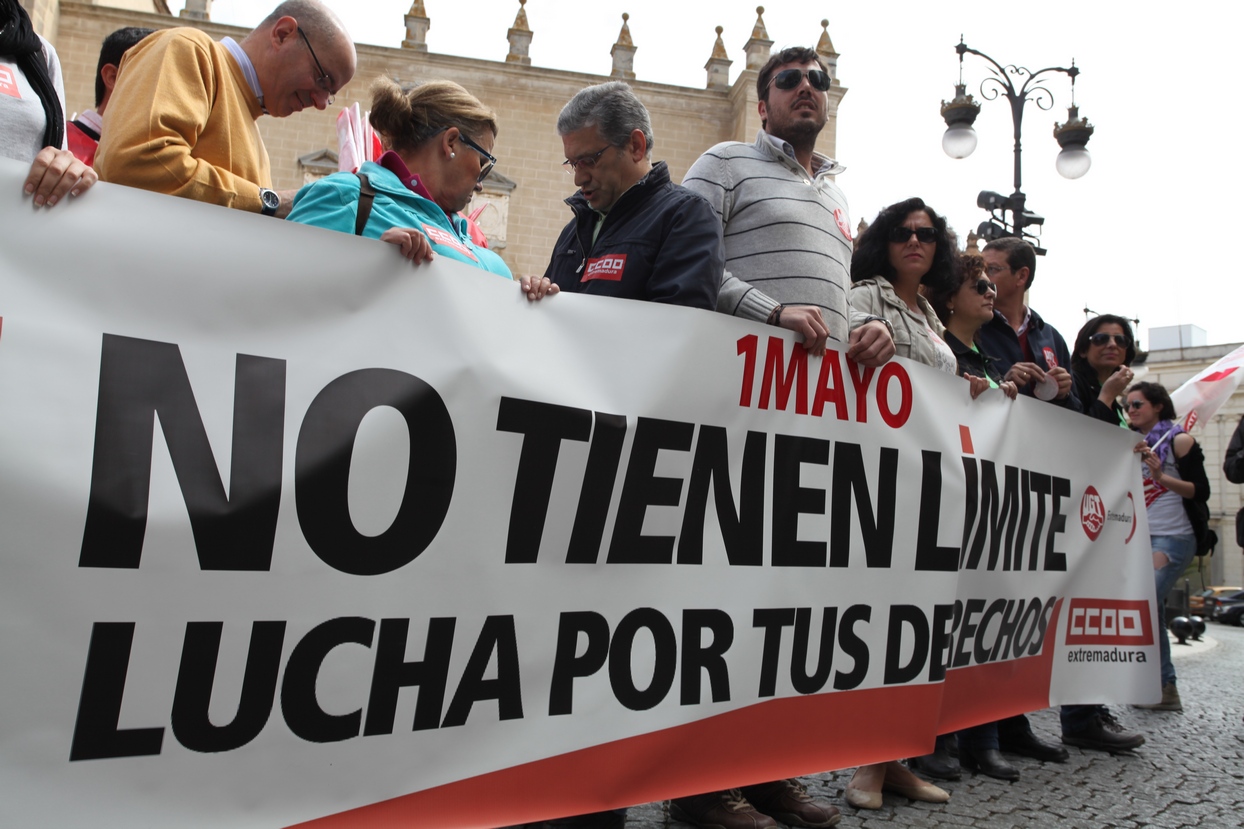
0, 161, 1157, 827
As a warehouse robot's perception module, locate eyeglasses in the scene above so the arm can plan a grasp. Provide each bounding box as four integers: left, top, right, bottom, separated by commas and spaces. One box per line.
985, 264, 1010, 277
889, 226, 937, 244
1127, 400, 1146, 410
457, 132, 497, 182
970, 277, 997, 296
1089, 332, 1130, 348
770, 68, 831, 92
563, 146, 612, 174
297, 26, 335, 105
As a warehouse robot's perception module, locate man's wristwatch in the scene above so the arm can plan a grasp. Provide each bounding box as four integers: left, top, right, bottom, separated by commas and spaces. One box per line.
259, 188, 280, 216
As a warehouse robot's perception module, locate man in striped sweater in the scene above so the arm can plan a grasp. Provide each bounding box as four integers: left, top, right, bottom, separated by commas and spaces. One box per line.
683, 46, 892, 366
674, 44, 888, 829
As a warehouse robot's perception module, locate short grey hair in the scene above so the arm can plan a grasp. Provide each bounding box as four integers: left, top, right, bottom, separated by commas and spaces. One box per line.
557, 81, 655, 155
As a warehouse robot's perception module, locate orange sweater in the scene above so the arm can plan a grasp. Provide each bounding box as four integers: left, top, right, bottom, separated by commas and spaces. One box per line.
96, 28, 271, 212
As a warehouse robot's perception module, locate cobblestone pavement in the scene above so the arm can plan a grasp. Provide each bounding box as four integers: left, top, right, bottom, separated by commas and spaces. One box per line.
621, 622, 1244, 829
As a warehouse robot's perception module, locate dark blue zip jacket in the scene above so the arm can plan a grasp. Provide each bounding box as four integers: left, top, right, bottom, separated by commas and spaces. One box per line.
543, 161, 722, 310
977, 307, 1082, 412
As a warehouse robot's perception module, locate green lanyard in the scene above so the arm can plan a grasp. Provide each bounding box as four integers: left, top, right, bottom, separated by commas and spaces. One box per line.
969, 343, 999, 389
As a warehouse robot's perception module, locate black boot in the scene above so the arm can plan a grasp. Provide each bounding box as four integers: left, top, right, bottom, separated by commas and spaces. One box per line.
960, 746, 1020, 781
907, 740, 961, 781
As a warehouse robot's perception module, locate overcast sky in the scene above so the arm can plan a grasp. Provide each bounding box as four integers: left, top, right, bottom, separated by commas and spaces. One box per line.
178, 1, 1242, 350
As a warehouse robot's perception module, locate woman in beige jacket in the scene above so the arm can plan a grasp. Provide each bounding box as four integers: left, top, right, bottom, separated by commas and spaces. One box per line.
849, 197, 958, 376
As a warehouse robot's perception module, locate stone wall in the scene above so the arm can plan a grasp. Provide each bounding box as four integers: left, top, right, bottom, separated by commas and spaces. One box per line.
18, 0, 60, 41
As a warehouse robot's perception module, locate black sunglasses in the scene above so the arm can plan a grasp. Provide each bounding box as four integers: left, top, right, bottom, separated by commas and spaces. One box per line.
771, 68, 831, 92
456, 131, 497, 182
889, 226, 937, 244
1089, 332, 1129, 348
1127, 400, 1146, 410
970, 277, 997, 296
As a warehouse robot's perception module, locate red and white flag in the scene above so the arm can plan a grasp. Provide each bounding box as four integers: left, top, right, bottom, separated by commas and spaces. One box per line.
336, 104, 381, 173
1169, 343, 1244, 432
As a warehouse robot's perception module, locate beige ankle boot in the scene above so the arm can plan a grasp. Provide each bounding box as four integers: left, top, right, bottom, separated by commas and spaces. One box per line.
1135, 682, 1182, 711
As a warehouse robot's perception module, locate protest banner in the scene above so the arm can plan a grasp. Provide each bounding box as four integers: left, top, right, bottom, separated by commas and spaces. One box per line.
0, 160, 1157, 827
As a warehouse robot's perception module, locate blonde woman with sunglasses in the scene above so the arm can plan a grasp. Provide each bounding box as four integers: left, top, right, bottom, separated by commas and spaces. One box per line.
288, 76, 510, 278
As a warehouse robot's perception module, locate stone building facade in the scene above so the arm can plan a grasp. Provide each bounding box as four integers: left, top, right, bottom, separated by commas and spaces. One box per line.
21, 1, 848, 278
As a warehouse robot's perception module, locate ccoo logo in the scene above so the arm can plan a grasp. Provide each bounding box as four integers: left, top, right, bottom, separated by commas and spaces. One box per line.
1081, 486, 1104, 541
583, 255, 627, 282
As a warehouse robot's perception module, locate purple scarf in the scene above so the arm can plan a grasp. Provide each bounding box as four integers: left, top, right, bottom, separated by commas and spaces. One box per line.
1143, 420, 1183, 467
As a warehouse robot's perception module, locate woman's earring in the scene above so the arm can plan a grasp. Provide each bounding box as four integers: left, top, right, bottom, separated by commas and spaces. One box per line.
450, 152, 456, 159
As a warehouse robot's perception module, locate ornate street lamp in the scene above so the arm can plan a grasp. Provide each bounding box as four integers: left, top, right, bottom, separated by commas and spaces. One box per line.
940, 37, 1094, 254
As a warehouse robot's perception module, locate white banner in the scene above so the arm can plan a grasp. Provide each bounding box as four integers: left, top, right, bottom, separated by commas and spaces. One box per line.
0, 160, 1157, 828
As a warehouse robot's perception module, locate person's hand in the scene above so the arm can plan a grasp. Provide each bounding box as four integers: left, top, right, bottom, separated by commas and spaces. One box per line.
773, 305, 829, 356
1004, 361, 1046, 388
999, 380, 1018, 400
1135, 441, 1162, 477
1101, 365, 1134, 399
847, 320, 894, 366
379, 227, 435, 264
1048, 366, 1073, 400
964, 373, 992, 400
520, 274, 560, 302
23, 146, 96, 207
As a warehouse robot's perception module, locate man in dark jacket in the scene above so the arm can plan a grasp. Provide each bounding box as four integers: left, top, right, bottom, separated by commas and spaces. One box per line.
516, 81, 727, 829
529, 81, 721, 309
1226, 415, 1244, 485
1226, 415, 1244, 549
975, 238, 1147, 756
977, 237, 1080, 412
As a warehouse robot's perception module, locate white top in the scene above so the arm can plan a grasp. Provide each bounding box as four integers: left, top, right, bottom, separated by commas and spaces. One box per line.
0, 35, 67, 163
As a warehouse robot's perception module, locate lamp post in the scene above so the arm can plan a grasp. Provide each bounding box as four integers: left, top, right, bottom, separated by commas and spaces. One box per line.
940, 37, 1094, 255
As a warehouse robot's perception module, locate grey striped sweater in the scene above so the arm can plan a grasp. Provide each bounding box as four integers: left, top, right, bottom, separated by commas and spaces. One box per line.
682, 131, 871, 342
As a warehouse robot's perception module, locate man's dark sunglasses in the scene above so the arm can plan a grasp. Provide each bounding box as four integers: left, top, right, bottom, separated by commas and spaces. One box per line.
889, 226, 937, 244
771, 68, 831, 92
1089, 332, 1129, 348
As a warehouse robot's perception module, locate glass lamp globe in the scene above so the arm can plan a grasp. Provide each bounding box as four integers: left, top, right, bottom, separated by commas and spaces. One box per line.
942, 125, 978, 159
1055, 145, 1092, 179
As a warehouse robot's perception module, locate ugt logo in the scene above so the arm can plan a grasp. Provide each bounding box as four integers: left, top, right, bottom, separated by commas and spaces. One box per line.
1080, 486, 1105, 541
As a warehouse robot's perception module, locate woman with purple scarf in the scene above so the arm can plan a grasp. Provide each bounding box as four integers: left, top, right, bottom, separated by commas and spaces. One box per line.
1126, 381, 1210, 712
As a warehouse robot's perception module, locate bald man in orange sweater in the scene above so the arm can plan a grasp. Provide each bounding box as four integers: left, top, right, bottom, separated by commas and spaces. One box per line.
96, 0, 355, 218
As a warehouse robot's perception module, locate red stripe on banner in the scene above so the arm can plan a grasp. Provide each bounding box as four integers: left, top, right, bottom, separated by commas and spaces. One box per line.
959, 424, 974, 455
289, 602, 1062, 829
936, 598, 1062, 731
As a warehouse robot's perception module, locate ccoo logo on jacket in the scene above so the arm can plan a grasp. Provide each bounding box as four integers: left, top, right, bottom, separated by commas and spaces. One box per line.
583, 255, 627, 282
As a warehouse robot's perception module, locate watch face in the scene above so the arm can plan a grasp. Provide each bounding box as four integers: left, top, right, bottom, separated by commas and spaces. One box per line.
261, 189, 279, 211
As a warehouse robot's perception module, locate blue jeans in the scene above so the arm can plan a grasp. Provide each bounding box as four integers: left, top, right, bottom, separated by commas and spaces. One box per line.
1152, 533, 1197, 686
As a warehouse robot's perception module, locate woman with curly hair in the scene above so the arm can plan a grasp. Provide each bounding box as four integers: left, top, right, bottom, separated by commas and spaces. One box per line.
928, 252, 1019, 400
842, 196, 960, 810
849, 197, 957, 375
1071, 315, 1138, 427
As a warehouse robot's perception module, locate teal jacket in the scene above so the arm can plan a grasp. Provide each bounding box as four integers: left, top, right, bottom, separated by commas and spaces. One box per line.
287, 161, 511, 279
